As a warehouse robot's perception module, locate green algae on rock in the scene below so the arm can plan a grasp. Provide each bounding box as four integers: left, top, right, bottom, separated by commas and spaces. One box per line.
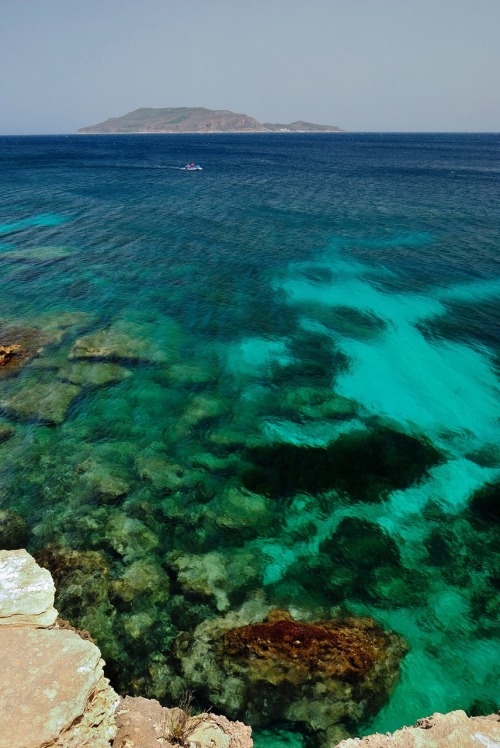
70, 318, 184, 364
167, 547, 262, 612
76, 460, 131, 504
0, 422, 14, 442
0, 380, 81, 424
0, 509, 29, 550
110, 559, 170, 606
58, 361, 132, 388
205, 487, 275, 535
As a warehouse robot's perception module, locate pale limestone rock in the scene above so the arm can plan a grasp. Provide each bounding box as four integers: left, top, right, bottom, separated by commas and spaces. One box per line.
190, 713, 254, 748
112, 696, 253, 748
112, 696, 164, 748
52, 668, 118, 748
334, 710, 500, 748
0, 548, 57, 626
0, 626, 118, 748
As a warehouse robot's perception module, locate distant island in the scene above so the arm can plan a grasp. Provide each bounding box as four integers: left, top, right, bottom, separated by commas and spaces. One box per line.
77, 107, 344, 134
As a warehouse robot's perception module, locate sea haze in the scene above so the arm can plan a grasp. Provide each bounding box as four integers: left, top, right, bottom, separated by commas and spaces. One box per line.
0, 133, 499, 742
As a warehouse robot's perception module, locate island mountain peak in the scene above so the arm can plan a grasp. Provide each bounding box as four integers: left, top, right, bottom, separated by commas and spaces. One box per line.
78, 107, 344, 134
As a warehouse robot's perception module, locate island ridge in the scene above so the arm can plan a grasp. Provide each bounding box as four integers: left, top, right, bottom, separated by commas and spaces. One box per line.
78, 107, 344, 134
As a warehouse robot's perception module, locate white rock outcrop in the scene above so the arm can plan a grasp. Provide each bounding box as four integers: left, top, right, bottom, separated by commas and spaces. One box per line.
0, 548, 57, 626
0, 549, 119, 748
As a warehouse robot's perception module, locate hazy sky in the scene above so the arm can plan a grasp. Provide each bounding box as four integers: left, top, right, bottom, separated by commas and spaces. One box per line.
1, 0, 499, 134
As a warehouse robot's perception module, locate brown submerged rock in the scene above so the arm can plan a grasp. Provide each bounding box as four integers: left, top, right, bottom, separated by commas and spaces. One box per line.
0, 326, 44, 377
0, 344, 21, 364
0, 422, 15, 442
0, 313, 95, 379
222, 609, 387, 683
177, 603, 408, 745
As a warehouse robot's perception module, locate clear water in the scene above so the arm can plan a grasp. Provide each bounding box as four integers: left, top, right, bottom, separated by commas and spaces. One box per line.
0, 133, 499, 739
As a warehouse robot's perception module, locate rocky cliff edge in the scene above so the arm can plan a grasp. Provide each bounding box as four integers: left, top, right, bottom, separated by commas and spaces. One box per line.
0, 549, 252, 748
0, 549, 498, 748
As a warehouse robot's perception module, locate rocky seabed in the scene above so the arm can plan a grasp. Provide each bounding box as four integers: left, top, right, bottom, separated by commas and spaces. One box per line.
0, 549, 498, 748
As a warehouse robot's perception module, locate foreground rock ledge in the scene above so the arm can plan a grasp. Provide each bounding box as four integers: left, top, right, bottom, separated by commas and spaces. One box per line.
0, 549, 253, 748
336, 710, 500, 747
0, 627, 118, 748
1, 550, 499, 748
0, 549, 118, 748
112, 696, 253, 748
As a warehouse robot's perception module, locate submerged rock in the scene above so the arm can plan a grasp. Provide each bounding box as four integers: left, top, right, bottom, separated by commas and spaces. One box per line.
243, 427, 443, 501
0, 324, 48, 377
166, 362, 218, 385
0, 380, 80, 424
0, 245, 73, 263
206, 487, 274, 535
181, 394, 229, 425
176, 605, 407, 744
34, 544, 114, 624
75, 459, 131, 504
299, 303, 387, 341
104, 511, 159, 561
190, 451, 238, 473
70, 319, 177, 364
58, 361, 132, 388
469, 481, 500, 523
282, 385, 358, 420
0, 344, 21, 365
0, 422, 14, 442
167, 548, 261, 612
0, 509, 29, 550
135, 453, 192, 492
110, 559, 170, 605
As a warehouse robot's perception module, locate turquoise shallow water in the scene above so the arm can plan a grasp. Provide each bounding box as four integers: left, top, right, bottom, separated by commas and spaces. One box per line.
0, 133, 499, 742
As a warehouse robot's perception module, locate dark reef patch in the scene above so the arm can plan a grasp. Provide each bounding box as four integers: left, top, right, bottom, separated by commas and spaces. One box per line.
299, 303, 387, 340
271, 330, 349, 387
242, 427, 443, 501
469, 481, 500, 523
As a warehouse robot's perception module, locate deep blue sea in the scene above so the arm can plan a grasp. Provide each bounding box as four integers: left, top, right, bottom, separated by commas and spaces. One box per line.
0, 133, 499, 743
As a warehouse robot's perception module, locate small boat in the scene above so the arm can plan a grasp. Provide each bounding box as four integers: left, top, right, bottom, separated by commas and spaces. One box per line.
181, 163, 203, 171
